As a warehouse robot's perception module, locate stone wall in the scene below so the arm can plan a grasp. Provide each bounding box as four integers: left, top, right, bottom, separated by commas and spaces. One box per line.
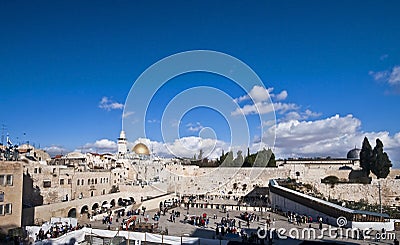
22, 184, 167, 226
0, 161, 23, 234
311, 177, 400, 206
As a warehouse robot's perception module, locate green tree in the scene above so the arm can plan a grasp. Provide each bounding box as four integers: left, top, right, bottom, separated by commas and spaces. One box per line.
267, 152, 277, 167
218, 152, 228, 166
371, 139, 392, 179
219, 151, 234, 167
360, 137, 373, 175
360, 137, 392, 179
243, 152, 257, 167
243, 148, 276, 167
233, 150, 244, 167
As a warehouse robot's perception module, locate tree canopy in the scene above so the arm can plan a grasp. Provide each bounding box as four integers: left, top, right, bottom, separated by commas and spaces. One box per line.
219, 148, 276, 167
360, 137, 373, 175
360, 137, 392, 179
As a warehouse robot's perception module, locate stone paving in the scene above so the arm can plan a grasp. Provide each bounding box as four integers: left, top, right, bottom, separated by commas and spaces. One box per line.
78, 206, 399, 244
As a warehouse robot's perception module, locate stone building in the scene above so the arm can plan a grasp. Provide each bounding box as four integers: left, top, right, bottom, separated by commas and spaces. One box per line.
17, 144, 51, 162
0, 161, 23, 234
22, 161, 119, 205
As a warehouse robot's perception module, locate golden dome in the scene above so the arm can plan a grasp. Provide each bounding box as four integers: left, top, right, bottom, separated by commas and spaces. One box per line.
132, 143, 150, 155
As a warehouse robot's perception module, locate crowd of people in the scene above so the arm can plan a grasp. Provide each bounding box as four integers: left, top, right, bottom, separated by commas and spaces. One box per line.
35, 223, 85, 241
214, 213, 271, 244
286, 211, 314, 226
184, 213, 210, 227
240, 211, 260, 225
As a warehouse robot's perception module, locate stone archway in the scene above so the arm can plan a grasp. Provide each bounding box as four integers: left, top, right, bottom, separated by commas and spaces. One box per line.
118, 197, 123, 206
68, 208, 77, 218
92, 202, 99, 211
110, 199, 116, 207
80, 205, 89, 214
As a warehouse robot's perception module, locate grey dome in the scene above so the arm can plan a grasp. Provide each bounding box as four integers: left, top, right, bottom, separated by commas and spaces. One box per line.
347, 148, 361, 159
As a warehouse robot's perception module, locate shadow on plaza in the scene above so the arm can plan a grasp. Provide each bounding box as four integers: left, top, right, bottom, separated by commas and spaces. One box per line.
190, 227, 217, 239
298, 240, 361, 245
28, 237, 77, 245
188, 227, 364, 245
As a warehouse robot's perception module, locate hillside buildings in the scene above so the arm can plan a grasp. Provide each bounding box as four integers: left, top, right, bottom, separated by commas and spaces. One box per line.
0, 130, 399, 235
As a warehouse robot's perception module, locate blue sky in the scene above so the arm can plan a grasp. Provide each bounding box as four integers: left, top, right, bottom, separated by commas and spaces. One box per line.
1, 1, 400, 166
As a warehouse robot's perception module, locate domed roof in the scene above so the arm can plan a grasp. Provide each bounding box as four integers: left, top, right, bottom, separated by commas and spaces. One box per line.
347, 147, 361, 159
132, 143, 150, 155
66, 151, 86, 159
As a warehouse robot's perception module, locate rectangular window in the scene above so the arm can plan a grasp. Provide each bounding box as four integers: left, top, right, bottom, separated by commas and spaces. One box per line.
34, 168, 38, 174
0, 175, 5, 186
6, 175, 13, 186
68, 179, 72, 185
0, 204, 3, 215
59, 179, 64, 185
0, 192, 4, 202
5, 203, 11, 214
43, 180, 51, 188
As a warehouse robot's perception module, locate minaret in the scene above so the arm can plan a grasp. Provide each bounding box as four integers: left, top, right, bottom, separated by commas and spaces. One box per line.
117, 130, 127, 156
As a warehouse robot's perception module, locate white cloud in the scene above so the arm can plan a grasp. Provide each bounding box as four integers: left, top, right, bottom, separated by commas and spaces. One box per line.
233, 94, 249, 103
369, 65, 400, 85
99, 96, 123, 111
79, 139, 117, 153
282, 109, 321, 121
186, 122, 204, 132
388, 66, 400, 85
369, 70, 389, 81
131, 136, 229, 160
170, 119, 181, 128
265, 114, 400, 167
43, 145, 68, 156
147, 119, 159, 123
248, 85, 273, 102
232, 85, 319, 120
232, 101, 273, 116
275, 90, 288, 101
231, 100, 298, 116
271, 114, 360, 147
122, 111, 134, 118
234, 86, 274, 103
